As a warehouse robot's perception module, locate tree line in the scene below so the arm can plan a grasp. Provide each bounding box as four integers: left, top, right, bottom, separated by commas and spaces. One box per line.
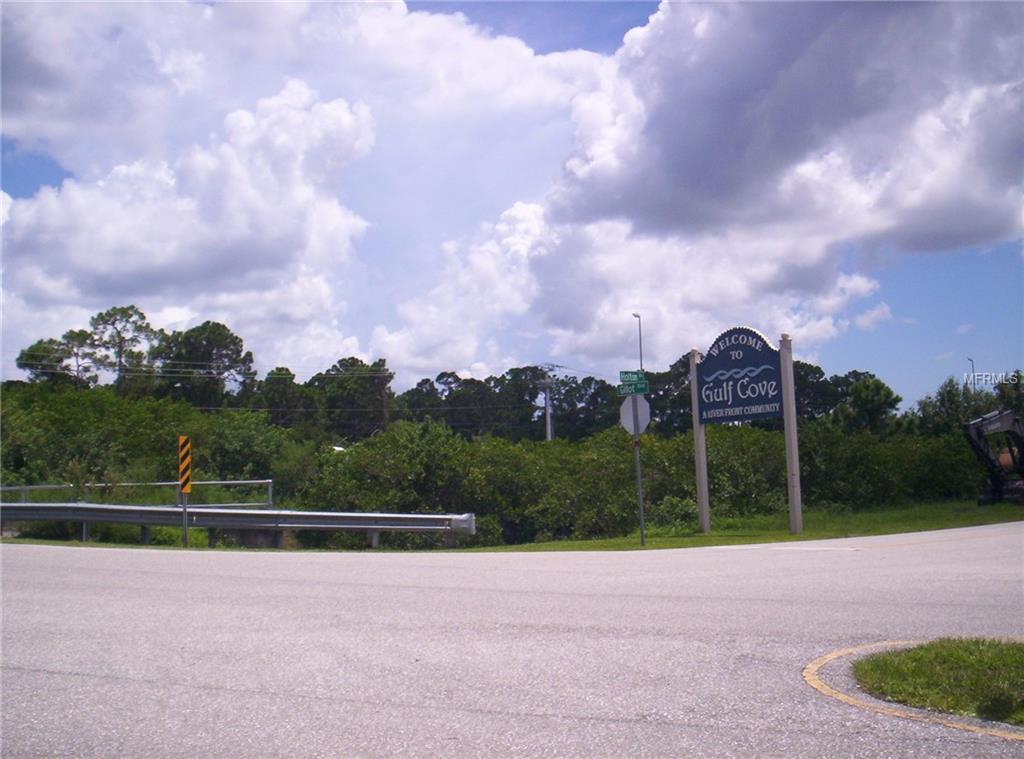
5, 305, 1022, 547
21, 304, 1021, 444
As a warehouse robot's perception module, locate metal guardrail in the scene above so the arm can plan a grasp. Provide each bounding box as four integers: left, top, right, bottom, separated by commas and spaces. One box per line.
0, 502, 476, 548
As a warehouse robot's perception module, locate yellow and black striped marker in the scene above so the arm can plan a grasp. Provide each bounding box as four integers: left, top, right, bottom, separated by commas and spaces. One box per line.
178, 435, 192, 494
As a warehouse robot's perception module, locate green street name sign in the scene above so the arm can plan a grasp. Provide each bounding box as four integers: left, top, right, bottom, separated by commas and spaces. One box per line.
620, 370, 645, 383
618, 380, 649, 396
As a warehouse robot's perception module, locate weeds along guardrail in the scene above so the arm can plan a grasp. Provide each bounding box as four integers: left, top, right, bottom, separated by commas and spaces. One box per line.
0, 479, 274, 508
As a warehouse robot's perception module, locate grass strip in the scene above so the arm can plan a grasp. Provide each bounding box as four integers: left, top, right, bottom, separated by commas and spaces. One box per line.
465, 501, 1022, 551
853, 638, 1024, 725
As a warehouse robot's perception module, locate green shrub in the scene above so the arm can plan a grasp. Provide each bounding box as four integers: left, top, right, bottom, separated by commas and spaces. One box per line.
91, 523, 146, 544
706, 424, 786, 516
649, 495, 699, 531
149, 527, 208, 547
15, 521, 74, 540
4, 381, 1004, 550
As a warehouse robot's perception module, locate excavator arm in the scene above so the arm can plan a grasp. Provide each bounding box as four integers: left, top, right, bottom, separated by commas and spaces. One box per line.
963, 409, 1024, 504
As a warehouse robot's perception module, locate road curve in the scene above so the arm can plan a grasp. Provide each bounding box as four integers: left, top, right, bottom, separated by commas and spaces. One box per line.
3, 522, 1023, 757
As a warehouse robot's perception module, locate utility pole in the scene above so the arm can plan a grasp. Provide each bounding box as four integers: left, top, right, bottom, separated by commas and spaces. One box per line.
540, 376, 554, 441
538, 364, 566, 442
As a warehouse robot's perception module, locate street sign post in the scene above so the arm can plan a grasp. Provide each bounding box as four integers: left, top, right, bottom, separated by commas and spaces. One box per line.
178, 435, 191, 547
620, 394, 650, 545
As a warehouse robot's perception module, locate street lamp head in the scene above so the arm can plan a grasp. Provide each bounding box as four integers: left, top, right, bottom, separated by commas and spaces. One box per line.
632, 312, 640, 319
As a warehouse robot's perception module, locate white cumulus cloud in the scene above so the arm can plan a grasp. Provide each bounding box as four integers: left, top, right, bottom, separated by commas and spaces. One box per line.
854, 303, 893, 332
370, 202, 550, 381
3, 79, 373, 372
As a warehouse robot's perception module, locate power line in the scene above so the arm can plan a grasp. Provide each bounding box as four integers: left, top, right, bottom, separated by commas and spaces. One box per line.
13, 363, 690, 395
9, 364, 688, 398
194, 401, 544, 413
15, 348, 398, 376
16, 348, 644, 384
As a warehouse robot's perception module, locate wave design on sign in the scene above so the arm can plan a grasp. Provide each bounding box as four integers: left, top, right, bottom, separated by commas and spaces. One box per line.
703, 364, 775, 382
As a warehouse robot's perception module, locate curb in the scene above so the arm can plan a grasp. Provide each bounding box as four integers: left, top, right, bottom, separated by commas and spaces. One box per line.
803, 640, 1024, 742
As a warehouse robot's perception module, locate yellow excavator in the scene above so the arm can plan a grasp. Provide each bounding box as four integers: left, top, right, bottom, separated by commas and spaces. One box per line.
964, 409, 1024, 504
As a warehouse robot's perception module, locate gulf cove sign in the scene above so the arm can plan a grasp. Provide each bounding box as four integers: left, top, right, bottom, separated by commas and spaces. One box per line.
697, 327, 782, 424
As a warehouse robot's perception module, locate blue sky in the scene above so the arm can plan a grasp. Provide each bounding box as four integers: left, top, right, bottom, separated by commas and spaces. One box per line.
2, 139, 73, 199
817, 243, 1022, 405
415, 2, 659, 55
2, 2, 1021, 408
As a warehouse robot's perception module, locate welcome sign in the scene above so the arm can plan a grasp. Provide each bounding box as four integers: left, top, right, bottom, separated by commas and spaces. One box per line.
697, 327, 783, 424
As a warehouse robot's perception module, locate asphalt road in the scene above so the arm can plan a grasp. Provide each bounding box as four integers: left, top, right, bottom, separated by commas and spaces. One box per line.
3, 522, 1023, 757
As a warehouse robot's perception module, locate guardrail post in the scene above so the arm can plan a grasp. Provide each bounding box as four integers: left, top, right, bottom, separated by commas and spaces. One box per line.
81, 521, 90, 542
207, 528, 218, 548
367, 530, 380, 549
274, 531, 284, 549
140, 525, 151, 545
180, 491, 190, 548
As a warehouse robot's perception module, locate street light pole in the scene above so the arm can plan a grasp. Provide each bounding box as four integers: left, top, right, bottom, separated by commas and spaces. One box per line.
632, 313, 643, 371
968, 357, 975, 387
630, 311, 646, 546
